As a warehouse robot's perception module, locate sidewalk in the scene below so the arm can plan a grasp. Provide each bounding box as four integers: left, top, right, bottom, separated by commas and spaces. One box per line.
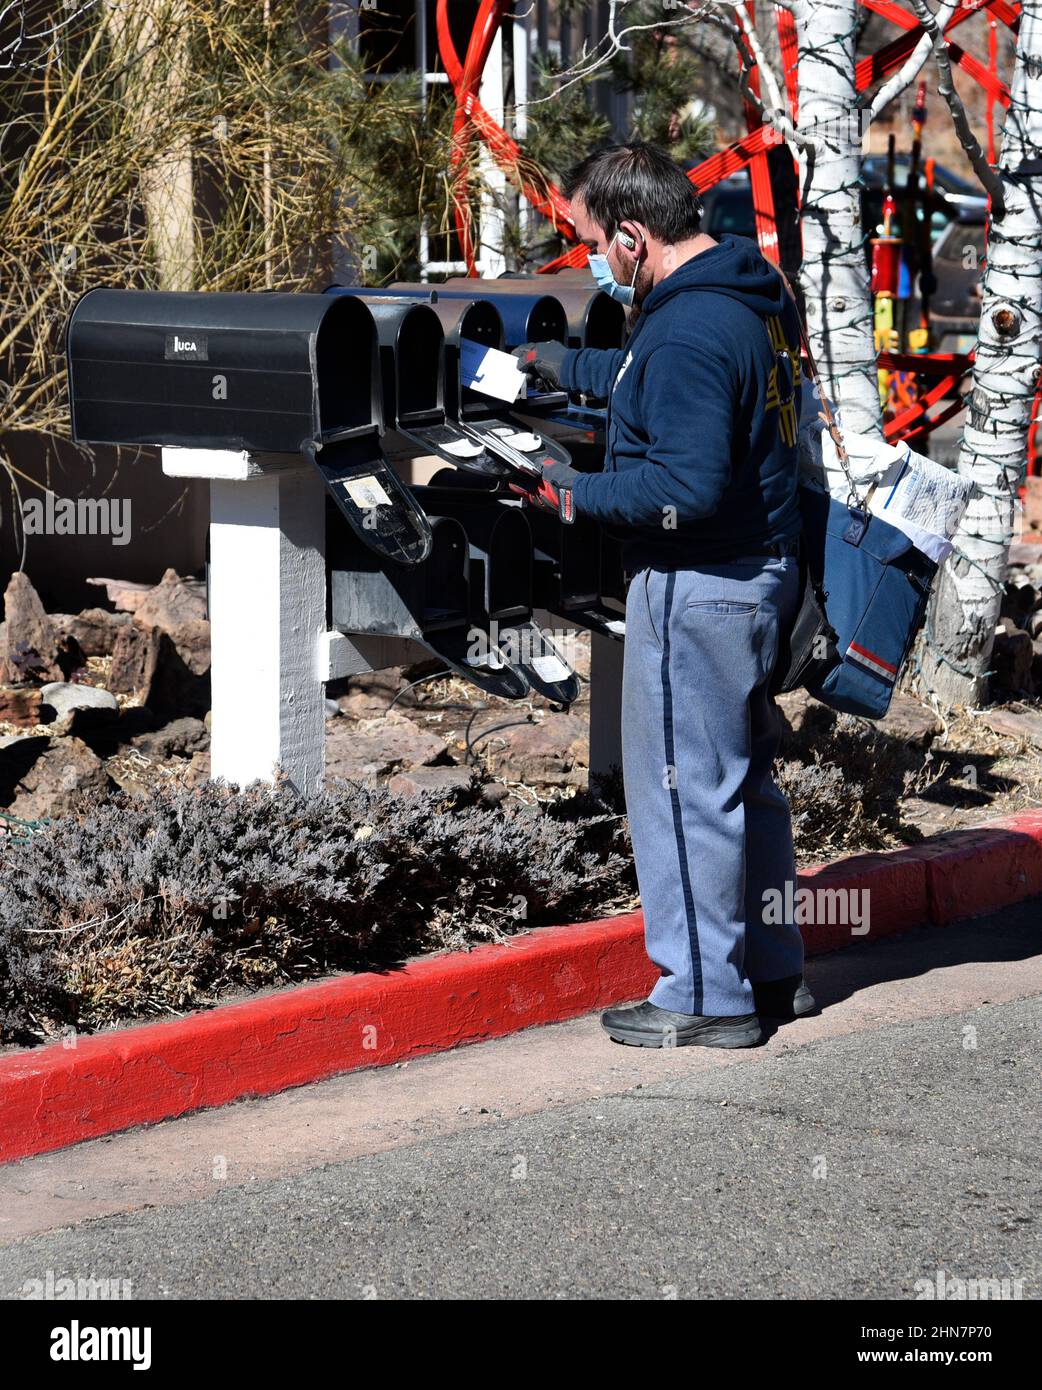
1, 899, 1038, 1298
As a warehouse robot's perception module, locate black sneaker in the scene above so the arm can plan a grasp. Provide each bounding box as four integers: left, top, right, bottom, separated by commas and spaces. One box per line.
752, 975, 817, 1021
601, 999, 763, 1049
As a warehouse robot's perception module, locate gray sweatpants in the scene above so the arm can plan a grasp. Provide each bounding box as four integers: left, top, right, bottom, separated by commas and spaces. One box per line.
621, 555, 804, 1016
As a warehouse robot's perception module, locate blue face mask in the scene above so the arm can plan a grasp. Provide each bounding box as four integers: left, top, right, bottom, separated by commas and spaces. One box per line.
588, 231, 640, 306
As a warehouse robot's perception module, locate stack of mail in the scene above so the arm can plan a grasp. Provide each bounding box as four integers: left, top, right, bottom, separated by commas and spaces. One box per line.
798, 382, 970, 563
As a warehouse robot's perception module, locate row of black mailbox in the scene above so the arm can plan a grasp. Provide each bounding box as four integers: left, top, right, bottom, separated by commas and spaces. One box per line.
65, 278, 627, 702
66, 278, 618, 570
66, 277, 620, 463
329, 480, 626, 704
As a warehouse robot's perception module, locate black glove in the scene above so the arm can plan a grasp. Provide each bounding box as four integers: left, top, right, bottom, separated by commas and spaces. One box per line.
512, 340, 570, 392
509, 460, 579, 523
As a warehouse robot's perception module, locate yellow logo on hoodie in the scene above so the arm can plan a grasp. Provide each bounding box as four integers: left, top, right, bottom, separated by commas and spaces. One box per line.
764, 314, 800, 448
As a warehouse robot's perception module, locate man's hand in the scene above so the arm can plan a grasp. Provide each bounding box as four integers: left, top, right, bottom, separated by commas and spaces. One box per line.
509, 460, 579, 523
512, 340, 570, 393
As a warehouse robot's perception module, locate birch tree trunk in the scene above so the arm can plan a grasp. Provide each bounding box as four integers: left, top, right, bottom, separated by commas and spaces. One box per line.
794, 0, 882, 436
921, 0, 1042, 706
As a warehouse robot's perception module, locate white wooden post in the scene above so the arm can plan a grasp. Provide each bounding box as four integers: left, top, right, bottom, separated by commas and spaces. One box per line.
164, 450, 626, 799
209, 468, 326, 794
163, 448, 326, 794
163, 446, 427, 795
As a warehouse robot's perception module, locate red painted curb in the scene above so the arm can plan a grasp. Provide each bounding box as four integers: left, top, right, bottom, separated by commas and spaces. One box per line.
2, 811, 1041, 1163
914, 811, 1042, 925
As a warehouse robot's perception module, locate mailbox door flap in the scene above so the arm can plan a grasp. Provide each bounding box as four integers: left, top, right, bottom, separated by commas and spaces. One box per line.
307, 439, 432, 568
424, 626, 529, 701
497, 620, 581, 705
395, 422, 510, 479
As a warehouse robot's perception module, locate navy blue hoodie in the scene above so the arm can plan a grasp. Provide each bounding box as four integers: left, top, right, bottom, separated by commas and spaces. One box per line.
562, 234, 803, 569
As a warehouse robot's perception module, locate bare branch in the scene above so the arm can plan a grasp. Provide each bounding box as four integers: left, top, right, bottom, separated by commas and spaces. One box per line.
910, 0, 1006, 213
864, 0, 959, 121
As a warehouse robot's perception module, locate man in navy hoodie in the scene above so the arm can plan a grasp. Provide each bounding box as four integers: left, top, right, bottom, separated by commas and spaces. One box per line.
515, 143, 815, 1048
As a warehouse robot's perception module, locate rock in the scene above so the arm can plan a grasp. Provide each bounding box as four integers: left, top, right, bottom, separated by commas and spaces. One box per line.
108, 623, 157, 694
776, 688, 814, 738
335, 667, 412, 716
979, 705, 1042, 747
93, 571, 210, 678
148, 615, 210, 676
0, 572, 83, 684
1022, 477, 1042, 540
134, 568, 207, 641
86, 577, 155, 612
183, 750, 211, 787
325, 710, 449, 784
0, 686, 43, 728
130, 716, 209, 760
991, 622, 1034, 698
6, 736, 112, 820
386, 767, 473, 797
0, 730, 44, 749
51, 608, 132, 656
109, 624, 210, 721
40, 682, 119, 721
471, 712, 589, 786
871, 690, 941, 743
1007, 539, 1042, 568
1001, 574, 1037, 628
477, 781, 511, 807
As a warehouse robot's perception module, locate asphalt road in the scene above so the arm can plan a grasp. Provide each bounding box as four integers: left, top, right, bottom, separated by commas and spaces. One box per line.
0, 905, 1038, 1301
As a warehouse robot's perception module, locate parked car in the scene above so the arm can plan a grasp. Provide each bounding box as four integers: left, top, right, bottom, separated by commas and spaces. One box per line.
698, 160, 987, 351
921, 206, 986, 354
699, 156, 987, 247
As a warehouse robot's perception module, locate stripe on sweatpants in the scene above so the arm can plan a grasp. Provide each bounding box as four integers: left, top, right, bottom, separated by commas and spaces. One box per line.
660, 571, 704, 1013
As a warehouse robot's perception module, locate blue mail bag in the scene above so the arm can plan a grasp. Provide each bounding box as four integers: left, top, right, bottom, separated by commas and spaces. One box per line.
797, 484, 937, 719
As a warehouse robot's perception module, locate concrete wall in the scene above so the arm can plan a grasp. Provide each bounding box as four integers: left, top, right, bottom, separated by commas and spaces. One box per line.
1, 431, 209, 615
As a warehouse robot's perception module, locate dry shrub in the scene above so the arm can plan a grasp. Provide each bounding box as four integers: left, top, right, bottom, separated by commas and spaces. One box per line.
778, 704, 924, 859
0, 777, 634, 1044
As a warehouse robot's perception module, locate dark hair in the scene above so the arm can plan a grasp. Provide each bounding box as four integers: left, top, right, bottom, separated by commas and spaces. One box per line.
562, 142, 703, 244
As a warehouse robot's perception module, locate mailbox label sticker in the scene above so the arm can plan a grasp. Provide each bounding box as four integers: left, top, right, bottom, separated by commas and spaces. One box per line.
530, 653, 572, 684
165, 333, 208, 361
342, 475, 392, 510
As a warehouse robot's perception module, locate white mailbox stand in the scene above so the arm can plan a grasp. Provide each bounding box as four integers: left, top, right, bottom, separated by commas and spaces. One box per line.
163, 447, 624, 795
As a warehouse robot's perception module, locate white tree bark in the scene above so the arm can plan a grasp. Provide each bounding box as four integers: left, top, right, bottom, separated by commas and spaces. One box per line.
794, 0, 882, 436
921, 0, 1042, 706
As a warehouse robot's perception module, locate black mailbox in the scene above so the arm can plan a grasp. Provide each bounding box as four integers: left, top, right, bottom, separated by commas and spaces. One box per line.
566, 289, 627, 350
67, 288, 378, 452
529, 509, 625, 642
431, 298, 504, 418
328, 508, 529, 700
327, 286, 572, 482
420, 283, 572, 427
415, 487, 580, 704
327, 293, 512, 480
394, 281, 567, 350
66, 288, 432, 567
445, 274, 626, 350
